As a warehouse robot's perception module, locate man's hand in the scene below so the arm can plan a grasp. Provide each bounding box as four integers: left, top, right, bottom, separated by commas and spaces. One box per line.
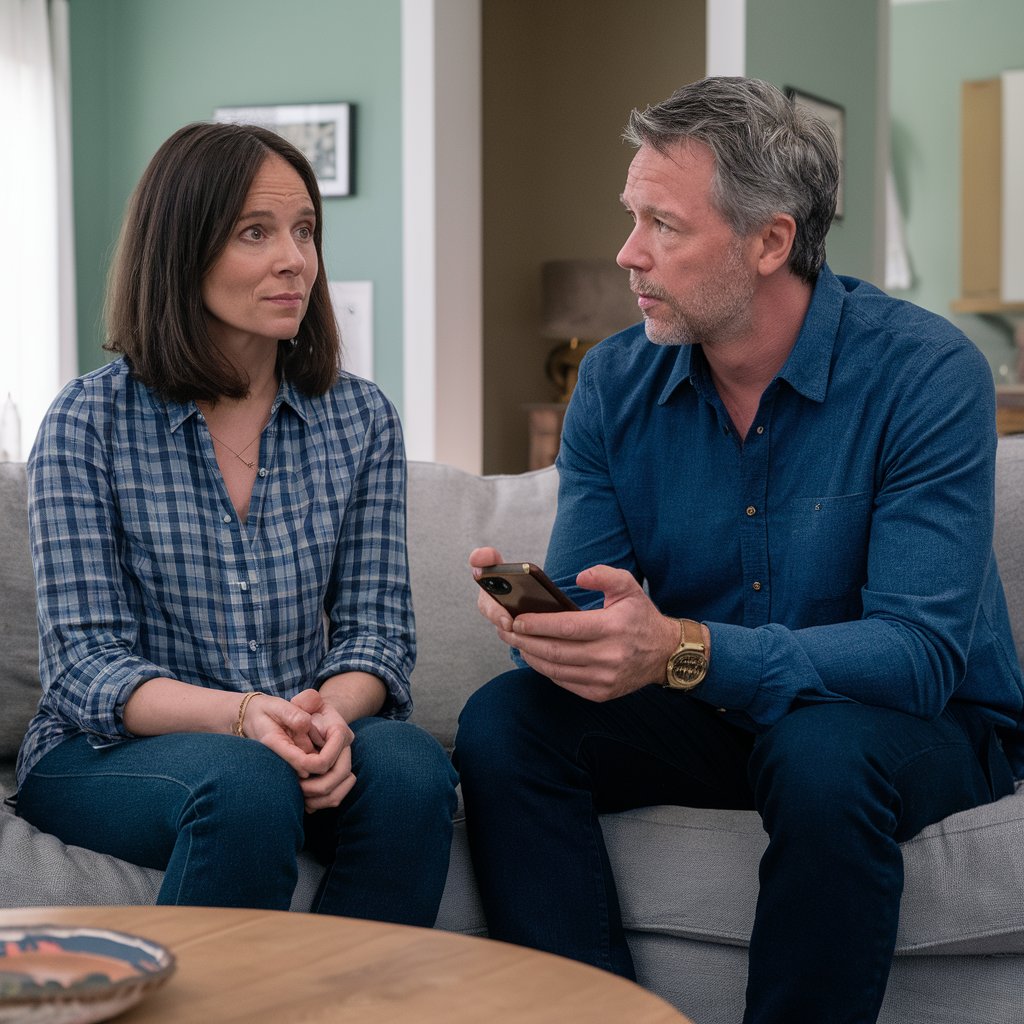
470, 548, 682, 702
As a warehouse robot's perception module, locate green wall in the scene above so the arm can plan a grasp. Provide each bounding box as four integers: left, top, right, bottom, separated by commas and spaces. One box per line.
891, 0, 1024, 377
746, 0, 882, 282
69, 0, 405, 408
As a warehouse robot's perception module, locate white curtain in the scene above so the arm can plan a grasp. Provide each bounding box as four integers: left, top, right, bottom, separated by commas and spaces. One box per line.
0, 0, 75, 461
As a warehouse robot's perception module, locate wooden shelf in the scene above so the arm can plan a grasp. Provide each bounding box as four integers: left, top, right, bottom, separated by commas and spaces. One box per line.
951, 299, 1024, 315
997, 386, 1024, 435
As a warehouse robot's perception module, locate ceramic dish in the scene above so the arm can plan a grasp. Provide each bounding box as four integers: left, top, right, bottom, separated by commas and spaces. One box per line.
0, 925, 175, 1023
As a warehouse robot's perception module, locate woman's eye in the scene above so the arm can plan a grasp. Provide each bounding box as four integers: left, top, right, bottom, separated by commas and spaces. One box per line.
296, 225, 313, 241
243, 226, 264, 241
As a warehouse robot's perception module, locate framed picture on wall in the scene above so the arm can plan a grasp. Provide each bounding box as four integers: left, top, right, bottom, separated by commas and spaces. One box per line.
213, 102, 354, 197
785, 88, 844, 220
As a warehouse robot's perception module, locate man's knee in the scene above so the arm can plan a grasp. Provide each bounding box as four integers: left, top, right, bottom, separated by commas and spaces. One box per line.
455, 668, 560, 767
749, 704, 889, 827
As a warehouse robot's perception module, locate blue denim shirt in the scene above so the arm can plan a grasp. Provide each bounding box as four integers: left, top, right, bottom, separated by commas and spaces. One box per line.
547, 266, 1024, 771
17, 359, 414, 788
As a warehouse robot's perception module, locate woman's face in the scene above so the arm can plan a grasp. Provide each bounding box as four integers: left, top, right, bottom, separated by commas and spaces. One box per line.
202, 154, 319, 354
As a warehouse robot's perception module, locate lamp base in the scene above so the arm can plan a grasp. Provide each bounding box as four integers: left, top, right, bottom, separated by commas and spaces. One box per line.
545, 337, 597, 402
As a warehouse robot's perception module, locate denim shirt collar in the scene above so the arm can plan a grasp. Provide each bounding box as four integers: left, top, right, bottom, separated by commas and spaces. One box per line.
657, 264, 845, 407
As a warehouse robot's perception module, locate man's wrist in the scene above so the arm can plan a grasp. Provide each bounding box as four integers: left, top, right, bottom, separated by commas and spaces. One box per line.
663, 618, 710, 690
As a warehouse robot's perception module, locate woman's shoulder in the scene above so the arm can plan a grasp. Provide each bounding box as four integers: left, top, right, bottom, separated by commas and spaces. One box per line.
41, 359, 133, 429
315, 371, 399, 421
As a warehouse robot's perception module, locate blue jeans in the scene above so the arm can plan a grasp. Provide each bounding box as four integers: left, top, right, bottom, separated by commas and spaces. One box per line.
453, 669, 1014, 1024
18, 717, 458, 926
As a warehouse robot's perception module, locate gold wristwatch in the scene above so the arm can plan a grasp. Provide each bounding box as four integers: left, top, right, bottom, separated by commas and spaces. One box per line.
664, 618, 708, 690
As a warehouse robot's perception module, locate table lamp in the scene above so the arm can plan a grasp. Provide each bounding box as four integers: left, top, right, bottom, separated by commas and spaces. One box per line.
540, 260, 637, 402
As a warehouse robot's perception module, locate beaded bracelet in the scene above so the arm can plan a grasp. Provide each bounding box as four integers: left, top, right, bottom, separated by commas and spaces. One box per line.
233, 691, 263, 737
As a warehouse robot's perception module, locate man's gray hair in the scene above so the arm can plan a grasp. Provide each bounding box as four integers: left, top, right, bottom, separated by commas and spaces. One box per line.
623, 77, 839, 283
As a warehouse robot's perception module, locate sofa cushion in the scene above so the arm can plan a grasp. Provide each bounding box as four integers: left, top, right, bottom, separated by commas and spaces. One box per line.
0, 463, 41, 770
406, 461, 559, 748
602, 781, 1024, 956
994, 435, 1024, 670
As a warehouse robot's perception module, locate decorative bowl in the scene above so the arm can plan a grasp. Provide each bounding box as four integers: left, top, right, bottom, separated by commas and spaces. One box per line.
0, 925, 175, 1023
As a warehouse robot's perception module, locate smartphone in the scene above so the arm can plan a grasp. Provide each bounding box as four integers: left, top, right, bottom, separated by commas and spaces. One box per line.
476, 562, 579, 617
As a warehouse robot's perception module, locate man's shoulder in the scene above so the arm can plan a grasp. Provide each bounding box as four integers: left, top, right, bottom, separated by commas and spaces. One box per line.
581, 322, 676, 386
836, 275, 973, 354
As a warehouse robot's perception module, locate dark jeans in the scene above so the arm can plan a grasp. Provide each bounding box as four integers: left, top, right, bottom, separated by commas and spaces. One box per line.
453, 669, 1014, 1024
18, 717, 458, 926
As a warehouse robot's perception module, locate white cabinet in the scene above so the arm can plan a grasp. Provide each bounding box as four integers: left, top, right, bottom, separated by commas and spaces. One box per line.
959, 71, 1024, 309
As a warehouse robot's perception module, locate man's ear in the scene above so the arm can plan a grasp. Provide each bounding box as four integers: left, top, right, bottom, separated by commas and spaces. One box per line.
756, 213, 797, 276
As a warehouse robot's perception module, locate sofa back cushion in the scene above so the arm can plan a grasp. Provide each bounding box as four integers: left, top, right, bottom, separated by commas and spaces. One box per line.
406, 461, 559, 747
0, 463, 41, 769
994, 435, 1024, 670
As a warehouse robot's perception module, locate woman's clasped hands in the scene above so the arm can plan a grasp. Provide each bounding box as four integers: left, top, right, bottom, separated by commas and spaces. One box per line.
241, 688, 357, 812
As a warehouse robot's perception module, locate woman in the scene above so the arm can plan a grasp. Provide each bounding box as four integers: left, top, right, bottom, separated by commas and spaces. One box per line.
14, 122, 458, 923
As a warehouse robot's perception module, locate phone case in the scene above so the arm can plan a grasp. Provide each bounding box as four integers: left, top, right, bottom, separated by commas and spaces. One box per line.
476, 562, 579, 616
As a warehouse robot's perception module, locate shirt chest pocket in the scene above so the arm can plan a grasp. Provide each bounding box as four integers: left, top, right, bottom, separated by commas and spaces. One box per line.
769, 491, 873, 605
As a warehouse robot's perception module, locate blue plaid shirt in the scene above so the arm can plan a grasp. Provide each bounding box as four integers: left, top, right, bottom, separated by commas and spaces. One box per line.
17, 358, 414, 788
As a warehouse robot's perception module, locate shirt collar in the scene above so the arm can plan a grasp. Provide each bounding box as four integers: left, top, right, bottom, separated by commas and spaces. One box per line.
657, 263, 844, 406
163, 373, 310, 433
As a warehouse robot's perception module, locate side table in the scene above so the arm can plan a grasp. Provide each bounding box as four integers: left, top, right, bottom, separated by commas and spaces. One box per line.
524, 403, 566, 470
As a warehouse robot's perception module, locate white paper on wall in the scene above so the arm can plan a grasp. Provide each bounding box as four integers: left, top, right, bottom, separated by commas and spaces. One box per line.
329, 280, 374, 382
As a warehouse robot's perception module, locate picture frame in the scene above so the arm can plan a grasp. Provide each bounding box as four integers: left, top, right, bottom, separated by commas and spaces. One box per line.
213, 102, 353, 197
785, 88, 844, 220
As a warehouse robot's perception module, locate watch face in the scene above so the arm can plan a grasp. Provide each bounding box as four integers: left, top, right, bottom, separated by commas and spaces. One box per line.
671, 651, 707, 686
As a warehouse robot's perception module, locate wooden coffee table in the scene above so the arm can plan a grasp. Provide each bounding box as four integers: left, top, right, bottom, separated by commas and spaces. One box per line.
0, 906, 692, 1022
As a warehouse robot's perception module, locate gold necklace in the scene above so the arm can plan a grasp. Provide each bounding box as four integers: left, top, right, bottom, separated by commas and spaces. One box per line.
207, 427, 262, 470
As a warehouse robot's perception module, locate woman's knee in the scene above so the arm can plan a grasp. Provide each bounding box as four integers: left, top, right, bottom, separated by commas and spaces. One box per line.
349, 718, 457, 816
170, 734, 305, 836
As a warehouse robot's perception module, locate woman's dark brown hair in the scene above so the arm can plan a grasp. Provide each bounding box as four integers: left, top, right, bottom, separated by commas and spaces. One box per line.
104, 121, 340, 401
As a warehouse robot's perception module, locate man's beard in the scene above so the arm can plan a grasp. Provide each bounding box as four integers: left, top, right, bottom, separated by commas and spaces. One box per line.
631, 244, 755, 348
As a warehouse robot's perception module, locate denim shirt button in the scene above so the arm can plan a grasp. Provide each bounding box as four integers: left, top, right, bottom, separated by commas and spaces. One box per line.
746, 506, 756, 517
752, 581, 762, 591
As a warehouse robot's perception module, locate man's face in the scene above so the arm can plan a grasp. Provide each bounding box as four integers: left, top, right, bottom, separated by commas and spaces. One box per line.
616, 140, 757, 347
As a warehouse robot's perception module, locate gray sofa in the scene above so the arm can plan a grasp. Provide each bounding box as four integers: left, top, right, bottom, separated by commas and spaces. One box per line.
2, 446, 1024, 1023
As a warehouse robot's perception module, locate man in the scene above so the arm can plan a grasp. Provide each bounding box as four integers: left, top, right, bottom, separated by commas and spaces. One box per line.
454, 77, 1024, 1024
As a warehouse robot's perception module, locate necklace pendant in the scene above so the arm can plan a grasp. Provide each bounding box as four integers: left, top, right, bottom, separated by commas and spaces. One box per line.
241, 458, 256, 470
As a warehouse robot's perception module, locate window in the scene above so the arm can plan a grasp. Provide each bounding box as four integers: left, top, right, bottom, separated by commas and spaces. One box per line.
0, 0, 75, 461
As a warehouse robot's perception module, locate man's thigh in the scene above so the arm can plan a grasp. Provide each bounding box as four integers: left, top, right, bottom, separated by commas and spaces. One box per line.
748, 702, 1010, 840
457, 668, 758, 813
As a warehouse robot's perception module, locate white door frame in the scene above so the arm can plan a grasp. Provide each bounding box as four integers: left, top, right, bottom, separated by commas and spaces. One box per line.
400, 0, 745, 471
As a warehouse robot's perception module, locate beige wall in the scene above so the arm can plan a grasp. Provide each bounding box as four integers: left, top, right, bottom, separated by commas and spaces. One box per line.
481, 0, 706, 474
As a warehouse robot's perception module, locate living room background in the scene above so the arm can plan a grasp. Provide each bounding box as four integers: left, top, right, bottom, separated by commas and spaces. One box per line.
60, 0, 1024, 474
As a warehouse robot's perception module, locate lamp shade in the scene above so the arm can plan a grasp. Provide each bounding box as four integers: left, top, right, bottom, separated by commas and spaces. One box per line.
540, 260, 638, 340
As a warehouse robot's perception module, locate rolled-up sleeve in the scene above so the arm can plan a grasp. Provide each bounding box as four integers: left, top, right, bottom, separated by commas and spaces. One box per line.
314, 393, 414, 719
29, 383, 166, 743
